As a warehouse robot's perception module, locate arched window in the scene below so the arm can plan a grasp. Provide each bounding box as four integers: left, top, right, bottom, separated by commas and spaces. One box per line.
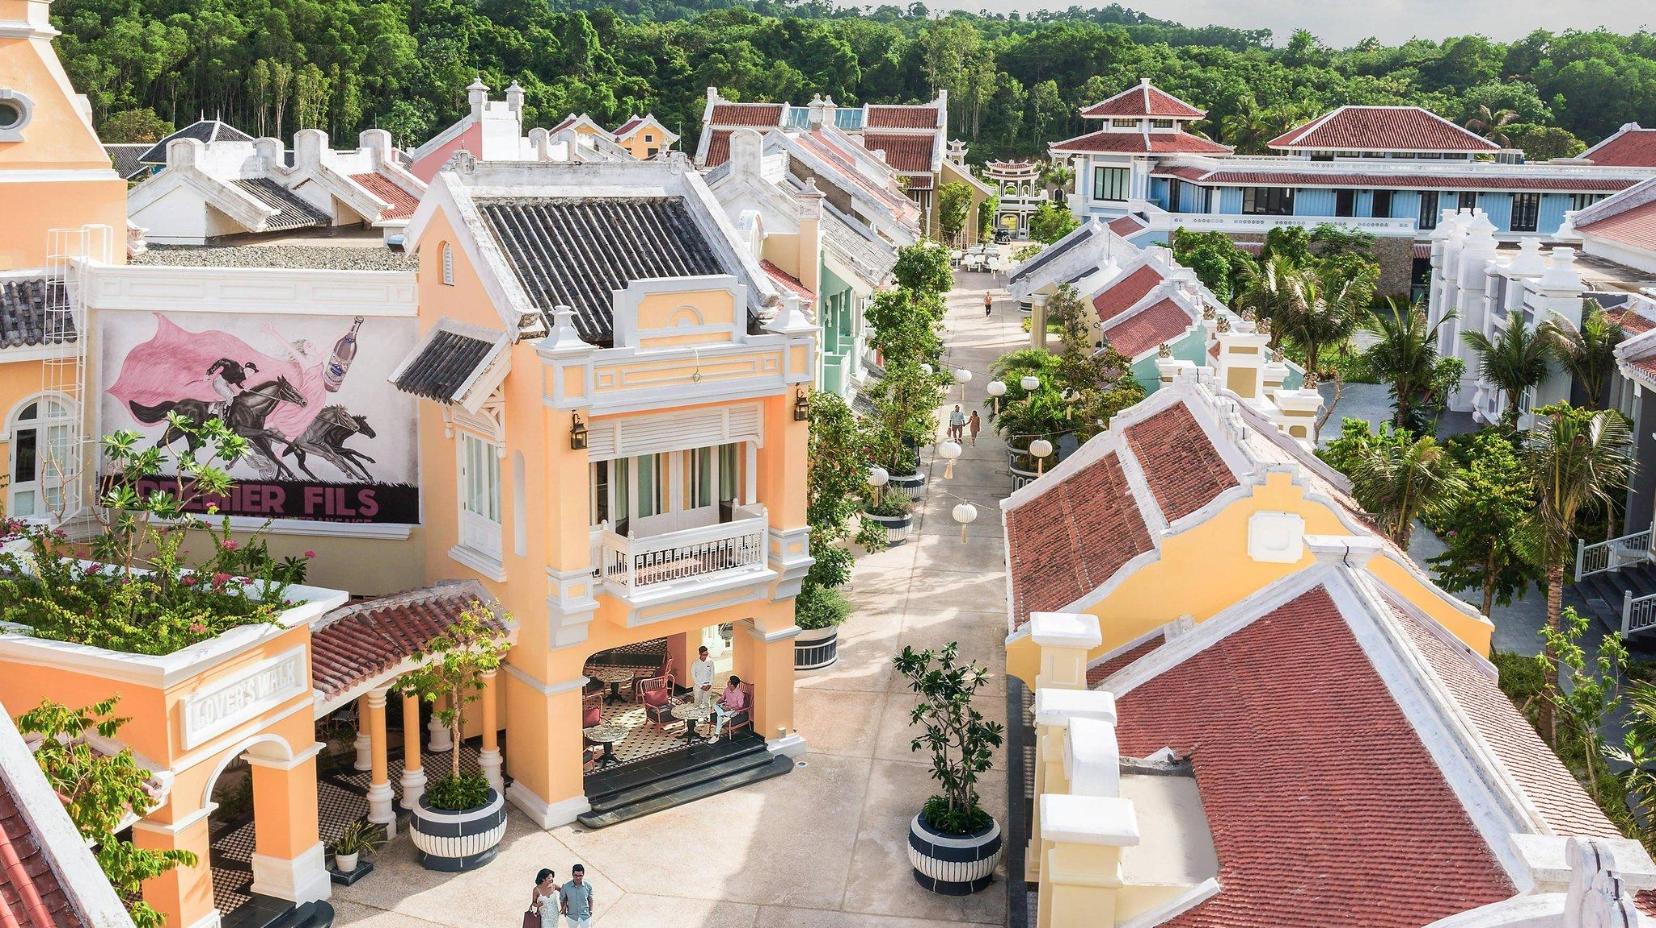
6, 394, 74, 518
440, 242, 454, 286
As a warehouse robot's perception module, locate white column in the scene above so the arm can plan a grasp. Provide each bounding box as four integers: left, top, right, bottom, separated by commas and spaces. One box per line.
427, 695, 453, 753
352, 694, 372, 772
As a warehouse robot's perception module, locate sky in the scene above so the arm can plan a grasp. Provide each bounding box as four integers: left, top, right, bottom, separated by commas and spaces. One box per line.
922, 0, 1653, 46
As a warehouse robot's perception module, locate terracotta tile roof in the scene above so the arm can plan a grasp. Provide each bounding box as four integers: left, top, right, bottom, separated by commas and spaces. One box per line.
310, 582, 510, 700
1123, 400, 1236, 520
1112, 586, 1515, 928
349, 172, 420, 221
1080, 82, 1205, 120
862, 133, 935, 172
793, 129, 913, 215
1269, 105, 1500, 152
1086, 634, 1163, 687
1107, 215, 1147, 237
549, 114, 579, 133
761, 259, 814, 304
1606, 306, 1656, 335
865, 105, 939, 129
1388, 595, 1625, 839
703, 129, 733, 167
1582, 126, 1656, 167
1577, 198, 1656, 253
1091, 265, 1164, 323
903, 174, 933, 190
0, 782, 82, 928
1005, 451, 1153, 629
613, 116, 644, 137
1050, 129, 1230, 155
1151, 165, 1636, 194
710, 103, 783, 127
1101, 297, 1195, 360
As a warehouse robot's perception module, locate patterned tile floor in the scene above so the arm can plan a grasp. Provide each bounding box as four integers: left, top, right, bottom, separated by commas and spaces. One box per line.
593, 701, 704, 768
208, 736, 487, 918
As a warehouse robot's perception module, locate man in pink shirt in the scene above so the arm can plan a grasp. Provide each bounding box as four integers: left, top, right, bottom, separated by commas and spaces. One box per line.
707, 675, 748, 743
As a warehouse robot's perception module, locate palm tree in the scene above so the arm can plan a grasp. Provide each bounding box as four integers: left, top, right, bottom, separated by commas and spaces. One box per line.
1220, 109, 1274, 155
1541, 303, 1626, 409
1465, 105, 1517, 148
1522, 405, 1634, 736
1363, 298, 1457, 431
1461, 319, 1550, 428
1234, 254, 1300, 348
1347, 429, 1466, 548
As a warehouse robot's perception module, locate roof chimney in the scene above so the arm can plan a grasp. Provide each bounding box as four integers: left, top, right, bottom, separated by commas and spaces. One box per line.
807, 94, 834, 128
467, 76, 489, 117
505, 80, 525, 116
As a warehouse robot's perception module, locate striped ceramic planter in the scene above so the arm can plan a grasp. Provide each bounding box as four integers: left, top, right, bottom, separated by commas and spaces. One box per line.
410, 789, 507, 872
889, 470, 926, 501
907, 813, 1001, 896
863, 511, 912, 545
794, 626, 839, 671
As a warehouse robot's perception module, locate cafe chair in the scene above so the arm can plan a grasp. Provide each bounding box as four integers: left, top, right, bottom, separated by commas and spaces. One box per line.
637, 674, 678, 730
715, 683, 756, 742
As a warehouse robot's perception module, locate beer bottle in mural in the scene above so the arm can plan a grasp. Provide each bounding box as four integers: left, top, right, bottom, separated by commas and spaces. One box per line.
324, 316, 364, 392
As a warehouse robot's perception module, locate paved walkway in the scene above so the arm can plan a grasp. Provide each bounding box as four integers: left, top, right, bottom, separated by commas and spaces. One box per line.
332, 278, 1020, 927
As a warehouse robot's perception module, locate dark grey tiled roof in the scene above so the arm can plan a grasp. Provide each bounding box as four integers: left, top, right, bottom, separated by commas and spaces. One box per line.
138, 119, 255, 164
231, 178, 330, 231
474, 197, 729, 345
1009, 221, 1097, 284
393, 330, 495, 403
104, 144, 151, 180
0, 278, 74, 349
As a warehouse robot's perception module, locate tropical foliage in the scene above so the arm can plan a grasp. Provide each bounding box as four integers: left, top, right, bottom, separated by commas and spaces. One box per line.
1425, 430, 1541, 616
20, 698, 195, 928
1541, 303, 1627, 410
0, 419, 304, 655
1362, 299, 1465, 432
53, 2, 1656, 161
893, 642, 1003, 836
798, 391, 876, 629
1462, 319, 1550, 428
398, 600, 512, 809
1321, 420, 1464, 548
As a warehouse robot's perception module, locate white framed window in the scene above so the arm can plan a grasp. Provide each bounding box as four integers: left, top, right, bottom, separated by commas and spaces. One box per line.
440, 242, 454, 286
6, 394, 74, 518
456, 431, 501, 562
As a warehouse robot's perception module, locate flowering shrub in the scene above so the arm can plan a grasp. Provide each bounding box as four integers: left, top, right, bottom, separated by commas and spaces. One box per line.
0, 417, 296, 655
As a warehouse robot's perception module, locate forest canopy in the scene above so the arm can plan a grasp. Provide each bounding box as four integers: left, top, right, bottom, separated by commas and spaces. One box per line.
54, 0, 1656, 162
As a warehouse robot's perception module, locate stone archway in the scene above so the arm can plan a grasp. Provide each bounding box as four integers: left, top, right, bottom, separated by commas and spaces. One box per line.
198, 736, 299, 925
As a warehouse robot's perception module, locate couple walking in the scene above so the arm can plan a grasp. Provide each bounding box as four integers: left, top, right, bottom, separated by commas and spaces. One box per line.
529, 865, 594, 927
947, 405, 980, 445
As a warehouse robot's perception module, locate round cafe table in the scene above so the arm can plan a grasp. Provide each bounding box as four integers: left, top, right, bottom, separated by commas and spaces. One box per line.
583, 723, 627, 768
670, 702, 712, 747
590, 666, 636, 705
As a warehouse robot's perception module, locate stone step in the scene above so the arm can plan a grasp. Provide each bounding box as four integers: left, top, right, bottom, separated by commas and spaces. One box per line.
577, 754, 795, 829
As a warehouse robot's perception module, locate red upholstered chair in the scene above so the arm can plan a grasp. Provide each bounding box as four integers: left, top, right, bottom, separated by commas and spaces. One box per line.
581, 693, 604, 730
638, 674, 677, 730
719, 683, 755, 740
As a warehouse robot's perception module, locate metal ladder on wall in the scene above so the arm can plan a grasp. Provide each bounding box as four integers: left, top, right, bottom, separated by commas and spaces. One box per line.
40, 225, 114, 527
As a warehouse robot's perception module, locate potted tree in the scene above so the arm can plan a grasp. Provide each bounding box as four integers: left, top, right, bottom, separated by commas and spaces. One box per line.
865, 360, 944, 502
893, 643, 1005, 896
329, 820, 385, 878
400, 600, 512, 872
796, 392, 881, 670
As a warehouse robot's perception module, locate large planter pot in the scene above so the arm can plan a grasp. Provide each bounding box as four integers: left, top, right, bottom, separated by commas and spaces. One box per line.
863, 510, 912, 545
889, 470, 926, 501
794, 626, 839, 671
907, 812, 1002, 896
410, 789, 507, 872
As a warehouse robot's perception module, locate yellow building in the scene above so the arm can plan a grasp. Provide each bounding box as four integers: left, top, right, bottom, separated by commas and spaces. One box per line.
396, 153, 814, 828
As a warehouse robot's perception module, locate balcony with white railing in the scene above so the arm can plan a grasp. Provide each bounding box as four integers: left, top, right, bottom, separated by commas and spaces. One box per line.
598, 504, 774, 614
1147, 212, 1418, 237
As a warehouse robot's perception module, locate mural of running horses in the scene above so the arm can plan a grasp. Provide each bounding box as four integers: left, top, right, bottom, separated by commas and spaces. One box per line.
126, 376, 308, 479
283, 405, 377, 482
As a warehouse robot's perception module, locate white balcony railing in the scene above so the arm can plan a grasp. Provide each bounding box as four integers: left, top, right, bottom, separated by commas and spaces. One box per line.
1147, 213, 1419, 237
600, 504, 769, 598
1625, 590, 1656, 637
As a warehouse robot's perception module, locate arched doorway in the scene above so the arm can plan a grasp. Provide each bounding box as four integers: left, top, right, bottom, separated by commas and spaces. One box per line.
5, 393, 73, 518
196, 736, 303, 928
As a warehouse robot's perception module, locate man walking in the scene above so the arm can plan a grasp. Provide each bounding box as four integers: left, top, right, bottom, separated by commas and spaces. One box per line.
560, 865, 594, 928
983, 293, 993, 317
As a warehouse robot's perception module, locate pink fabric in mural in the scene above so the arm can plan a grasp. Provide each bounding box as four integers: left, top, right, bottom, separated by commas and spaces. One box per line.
106, 314, 330, 438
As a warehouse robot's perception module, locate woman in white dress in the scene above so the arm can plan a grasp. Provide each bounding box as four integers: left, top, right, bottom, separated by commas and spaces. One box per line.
531, 869, 558, 927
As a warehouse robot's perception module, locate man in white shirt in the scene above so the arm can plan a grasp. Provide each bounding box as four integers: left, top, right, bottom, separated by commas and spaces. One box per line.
691, 645, 716, 708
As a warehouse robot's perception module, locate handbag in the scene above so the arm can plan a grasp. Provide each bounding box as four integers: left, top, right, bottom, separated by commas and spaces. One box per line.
522, 909, 539, 928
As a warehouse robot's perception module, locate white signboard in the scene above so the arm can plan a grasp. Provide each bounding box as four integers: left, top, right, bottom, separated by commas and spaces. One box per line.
182, 646, 308, 748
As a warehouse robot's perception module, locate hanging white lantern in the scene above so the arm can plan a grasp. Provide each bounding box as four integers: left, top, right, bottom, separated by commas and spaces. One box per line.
952, 502, 979, 543
1029, 438, 1054, 476
953, 368, 972, 384
1020, 375, 1040, 391
938, 440, 962, 479
986, 380, 1007, 397
867, 466, 889, 488
920, 363, 934, 376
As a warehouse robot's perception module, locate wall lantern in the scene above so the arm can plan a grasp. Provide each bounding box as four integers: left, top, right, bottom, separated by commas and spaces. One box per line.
570, 411, 589, 450
794, 387, 810, 422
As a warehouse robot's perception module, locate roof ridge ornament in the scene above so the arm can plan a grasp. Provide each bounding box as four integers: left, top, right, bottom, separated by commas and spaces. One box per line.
541, 305, 592, 354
